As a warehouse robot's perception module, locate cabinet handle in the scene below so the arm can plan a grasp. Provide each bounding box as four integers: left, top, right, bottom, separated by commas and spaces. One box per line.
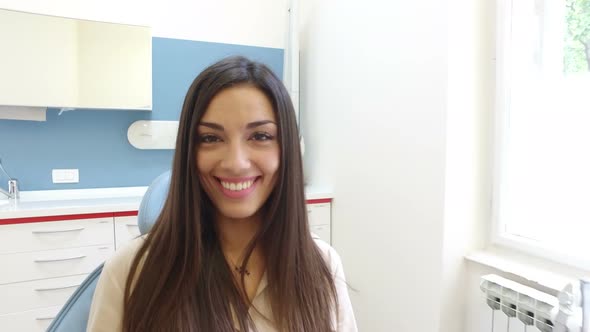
99, 220, 110, 223
32, 227, 85, 234
126, 223, 139, 227
34, 254, 86, 263
35, 316, 55, 321
35, 284, 81, 292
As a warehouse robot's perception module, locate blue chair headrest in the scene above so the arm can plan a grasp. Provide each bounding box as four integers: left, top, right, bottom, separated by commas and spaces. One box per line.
137, 170, 171, 235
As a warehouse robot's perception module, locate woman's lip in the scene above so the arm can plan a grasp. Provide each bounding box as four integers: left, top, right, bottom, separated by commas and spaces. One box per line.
215, 177, 260, 199
215, 176, 259, 183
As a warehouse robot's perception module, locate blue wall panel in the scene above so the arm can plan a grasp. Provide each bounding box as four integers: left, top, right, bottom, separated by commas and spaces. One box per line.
0, 37, 283, 190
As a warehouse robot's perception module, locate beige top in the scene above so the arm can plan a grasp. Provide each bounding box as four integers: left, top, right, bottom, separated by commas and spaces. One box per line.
87, 235, 358, 332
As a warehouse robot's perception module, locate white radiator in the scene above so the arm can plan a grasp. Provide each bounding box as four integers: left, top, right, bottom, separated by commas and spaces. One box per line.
479, 274, 584, 332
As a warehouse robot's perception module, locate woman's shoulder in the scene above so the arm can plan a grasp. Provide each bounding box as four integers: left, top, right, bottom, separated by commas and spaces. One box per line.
87, 236, 147, 331
311, 235, 343, 275
312, 236, 359, 330
102, 235, 147, 282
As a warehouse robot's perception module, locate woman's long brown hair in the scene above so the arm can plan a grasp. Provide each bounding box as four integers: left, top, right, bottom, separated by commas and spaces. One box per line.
122, 56, 338, 331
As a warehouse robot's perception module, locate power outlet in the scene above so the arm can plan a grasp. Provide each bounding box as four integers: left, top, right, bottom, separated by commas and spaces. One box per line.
52, 169, 79, 184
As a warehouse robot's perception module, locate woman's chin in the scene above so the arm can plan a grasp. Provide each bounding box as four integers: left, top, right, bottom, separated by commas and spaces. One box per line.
216, 207, 260, 221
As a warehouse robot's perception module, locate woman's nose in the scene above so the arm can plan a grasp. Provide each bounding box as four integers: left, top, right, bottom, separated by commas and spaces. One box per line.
220, 142, 251, 172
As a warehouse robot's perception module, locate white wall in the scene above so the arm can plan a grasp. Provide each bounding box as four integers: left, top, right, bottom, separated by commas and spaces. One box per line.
0, 0, 286, 48
441, 0, 495, 330
300, 0, 499, 330
151, 0, 286, 48
300, 0, 448, 330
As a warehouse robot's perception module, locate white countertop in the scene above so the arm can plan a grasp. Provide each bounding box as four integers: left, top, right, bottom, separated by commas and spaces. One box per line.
0, 195, 144, 219
0, 185, 333, 220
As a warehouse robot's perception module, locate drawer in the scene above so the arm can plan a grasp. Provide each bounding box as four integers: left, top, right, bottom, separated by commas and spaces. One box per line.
114, 216, 141, 250
306, 203, 331, 226
0, 245, 113, 285
310, 224, 331, 244
0, 274, 87, 315
0, 217, 113, 255
0, 305, 61, 332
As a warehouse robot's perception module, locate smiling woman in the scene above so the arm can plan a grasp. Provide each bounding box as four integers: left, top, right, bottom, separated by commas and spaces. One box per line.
86, 56, 358, 332
197, 85, 279, 221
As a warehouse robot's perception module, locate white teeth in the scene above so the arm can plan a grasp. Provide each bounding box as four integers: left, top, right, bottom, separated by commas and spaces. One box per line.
221, 180, 255, 191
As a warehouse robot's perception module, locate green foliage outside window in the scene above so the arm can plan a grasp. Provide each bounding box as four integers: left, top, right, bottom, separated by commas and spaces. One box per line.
565, 0, 590, 73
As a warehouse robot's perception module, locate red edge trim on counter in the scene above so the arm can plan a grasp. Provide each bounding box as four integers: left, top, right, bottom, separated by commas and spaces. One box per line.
0, 198, 331, 225
0, 211, 139, 225
113, 211, 140, 217
306, 198, 332, 204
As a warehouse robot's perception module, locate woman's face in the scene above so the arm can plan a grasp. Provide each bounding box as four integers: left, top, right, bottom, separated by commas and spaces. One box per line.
197, 84, 280, 220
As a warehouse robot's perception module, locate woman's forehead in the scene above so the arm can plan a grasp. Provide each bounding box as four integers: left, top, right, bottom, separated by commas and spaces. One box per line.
201, 85, 275, 124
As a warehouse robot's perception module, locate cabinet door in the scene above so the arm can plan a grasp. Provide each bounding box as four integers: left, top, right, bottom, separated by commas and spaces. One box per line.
0, 217, 113, 255
306, 203, 331, 227
306, 203, 331, 244
114, 216, 141, 250
310, 224, 331, 244
0, 305, 62, 332
0, 245, 113, 285
0, 274, 87, 315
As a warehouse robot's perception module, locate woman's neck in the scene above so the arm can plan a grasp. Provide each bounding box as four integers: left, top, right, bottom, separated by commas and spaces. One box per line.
216, 212, 266, 302
216, 212, 261, 257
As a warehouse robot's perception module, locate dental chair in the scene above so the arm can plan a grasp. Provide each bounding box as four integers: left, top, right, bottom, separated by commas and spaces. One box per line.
46, 171, 171, 332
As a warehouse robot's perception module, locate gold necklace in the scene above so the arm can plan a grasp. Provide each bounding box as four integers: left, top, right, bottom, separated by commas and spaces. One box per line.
226, 255, 250, 277
234, 264, 251, 277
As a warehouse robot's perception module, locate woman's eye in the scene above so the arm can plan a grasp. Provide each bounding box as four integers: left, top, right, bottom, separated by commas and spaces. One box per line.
251, 132, 274, 141
199, 134, 221, 144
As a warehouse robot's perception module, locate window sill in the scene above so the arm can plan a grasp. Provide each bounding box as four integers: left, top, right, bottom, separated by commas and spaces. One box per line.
465, 246, 590, 293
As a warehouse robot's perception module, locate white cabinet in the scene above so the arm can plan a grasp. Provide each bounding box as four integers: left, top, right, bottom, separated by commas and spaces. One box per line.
0, 274, 87, 315
0, 305, 62, 332
0, 245, 113, 285
0, 9, 152, 110
307, 202, 331, 244
114, 216, 141, 249
0, 217, 113, 255
0, 216, 115, 329
310, 224, 331, 243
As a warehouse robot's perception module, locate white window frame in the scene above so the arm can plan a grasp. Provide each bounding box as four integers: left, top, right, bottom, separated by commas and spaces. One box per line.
491, 0, 590, 271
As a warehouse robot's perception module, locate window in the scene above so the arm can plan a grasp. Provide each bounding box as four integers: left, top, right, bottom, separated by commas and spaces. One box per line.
493, 0, 590, 268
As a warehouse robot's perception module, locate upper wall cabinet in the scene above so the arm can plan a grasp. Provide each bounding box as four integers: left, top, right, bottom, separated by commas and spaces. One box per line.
0, 9, 152, 110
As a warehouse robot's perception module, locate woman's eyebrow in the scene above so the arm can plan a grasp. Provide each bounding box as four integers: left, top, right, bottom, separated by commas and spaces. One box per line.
199, 120, 276, 131
199, 122, 224, 130
246, 120, 276, 129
